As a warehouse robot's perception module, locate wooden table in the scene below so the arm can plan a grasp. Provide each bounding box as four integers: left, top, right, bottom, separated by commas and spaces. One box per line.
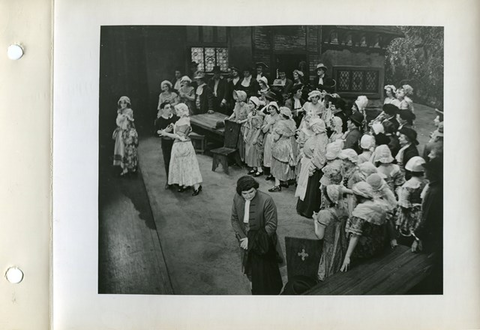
190, 112, 227, 141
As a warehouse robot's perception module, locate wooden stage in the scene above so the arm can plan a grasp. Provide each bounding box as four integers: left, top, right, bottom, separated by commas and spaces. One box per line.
190, 112, 227, 143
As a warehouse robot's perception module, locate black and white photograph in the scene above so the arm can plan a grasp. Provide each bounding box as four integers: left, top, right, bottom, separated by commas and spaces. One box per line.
98, 25, 444, 296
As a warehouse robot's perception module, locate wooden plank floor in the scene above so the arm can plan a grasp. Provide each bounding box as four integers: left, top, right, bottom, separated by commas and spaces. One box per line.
305, 245, 435, 295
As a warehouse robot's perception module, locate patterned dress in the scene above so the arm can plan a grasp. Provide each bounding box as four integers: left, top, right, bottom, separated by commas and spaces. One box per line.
271, 119, 296, 181
346, 200, 388, 260
113, 108, 139, 173
342, 166, 366, 216
244, 111, 264, 168
262, 113, 280, 167
231, 101, 250, 161
168, 119, 203, 187
396, 178, 426, 237
314, 206, 348, 281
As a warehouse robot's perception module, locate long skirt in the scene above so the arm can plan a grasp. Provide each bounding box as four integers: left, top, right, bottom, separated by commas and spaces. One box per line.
296, 169, 323, 218
238, 125, 246, 162
244, 132, 263, 168
168, 141, 203, 187
271, 158, 293, 181
113, 127, 138, 172
263, 133, 274, 167
317, 219, 347, 281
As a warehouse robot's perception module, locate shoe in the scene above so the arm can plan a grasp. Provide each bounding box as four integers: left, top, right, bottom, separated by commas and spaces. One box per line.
192, 185, 202, 196
265, 175, 274, 181
248, 169, 256, 175
178, 186, 186, 192
254, 171, 263, 177
268, 186, 281, 192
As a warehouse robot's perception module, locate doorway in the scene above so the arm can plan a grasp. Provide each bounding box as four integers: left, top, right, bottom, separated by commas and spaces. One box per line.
274, 54, 308, 80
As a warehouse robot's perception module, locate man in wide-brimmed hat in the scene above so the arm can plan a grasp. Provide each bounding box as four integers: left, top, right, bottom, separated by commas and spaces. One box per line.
396, 126, 420, 177
208, 65, 228, 114
314, 63, 336, 93
255, 61, 270, 84
343, 111, 364, 153
194, 71, 214, 114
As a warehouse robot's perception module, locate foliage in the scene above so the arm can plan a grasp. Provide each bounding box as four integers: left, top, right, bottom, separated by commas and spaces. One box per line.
385, 26, 444, 108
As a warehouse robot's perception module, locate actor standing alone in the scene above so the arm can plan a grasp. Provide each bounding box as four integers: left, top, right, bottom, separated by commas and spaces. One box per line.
231, 176, 284, 295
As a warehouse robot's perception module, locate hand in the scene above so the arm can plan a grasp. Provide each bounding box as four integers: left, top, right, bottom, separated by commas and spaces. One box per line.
411, 239, 423, 253
157, 130, 164, 136
221, 99, 227, 106
208, 110, 214, 114
252, 139, 257, 145
240, 238, 248, 250
340, 256, 350, 272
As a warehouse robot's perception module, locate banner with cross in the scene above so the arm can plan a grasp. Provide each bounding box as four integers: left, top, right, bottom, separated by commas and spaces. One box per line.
285, 236, 323, 281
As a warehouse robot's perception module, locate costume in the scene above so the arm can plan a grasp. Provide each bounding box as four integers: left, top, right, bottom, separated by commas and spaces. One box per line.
230, 190, 284, 295
396, 177, 426, 237
195, 83, 214, 114
295, 124, 328, 218
177, 86, 196, 115
343, 128, 362, 153
271, 119, 296, 181
244, 111, 264, 168
346, 200, 388, 260
230, 93, 250, 162
113, 107, 138, 173
167, 118, 203, 187
157, 92, 179, 109
208, 76, 227, 113
376, 164, 405, 195
262, 113, 280, 168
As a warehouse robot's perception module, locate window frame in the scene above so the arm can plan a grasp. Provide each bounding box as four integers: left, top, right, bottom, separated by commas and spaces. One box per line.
190, 46, 229, 74
332, 66, 384, 99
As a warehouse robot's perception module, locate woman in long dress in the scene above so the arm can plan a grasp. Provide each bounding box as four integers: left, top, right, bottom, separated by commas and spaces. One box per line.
268, 107, 296, 192
227, 90, 250, 162
262, 102, 281, 180
339, 149, 366, 216
244, 96, 265, 176
158, 103, 203, 196
314, 184, 351, 280
295, 118, 329, 218
372, 145, 405, 195
113, 96, 139, 176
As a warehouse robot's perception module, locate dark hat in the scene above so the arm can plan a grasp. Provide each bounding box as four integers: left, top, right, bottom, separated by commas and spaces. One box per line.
422, 157, 443, 178
398, 109, 416, 123
212, 65, 221, 73
333, 98, 347, 110
255, 62, 269, 69
281, 275, 318, 295
383, 103, 400, 115
398, 127, 419, 145
349, 111, 365, 127
264, 90, 278, 102
229, 65, 240, 72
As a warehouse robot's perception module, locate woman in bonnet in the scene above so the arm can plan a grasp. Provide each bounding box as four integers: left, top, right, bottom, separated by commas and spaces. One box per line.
244, 96, 265, 177
113, 96, 139, 176
158, 103, 203, 196
383, 85, 398, 105
177, 76, 196, 115
157, 80, 179, 116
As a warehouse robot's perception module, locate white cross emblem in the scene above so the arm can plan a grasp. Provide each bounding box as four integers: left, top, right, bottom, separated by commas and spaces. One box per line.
298, 248, 309, 261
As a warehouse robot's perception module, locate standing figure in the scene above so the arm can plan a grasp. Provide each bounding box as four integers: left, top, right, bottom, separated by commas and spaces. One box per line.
262, 102, 281, 180
194, 71, 214, 114
373, 145, 405, 195
339, 149, 365, 216
244, 97, 265, 177
224, 66, 242, 114
231, 176, 284, 295
158, 103, 203, 196
155, 102, 179, 188
208, 65, 228, 114
319, 140, 344, 209
238, 66, 259, 98
227, 90, 250, 162
342, 112, 364, 154
271, 68, 293, 103
113, 96, 139, 176
172, 69, 183, 92
177, 76, 196, 115
396, 156, 427, 239
340, 182, 389, 272
396, 127, 420, 178
269, 107, 296, 192
255, 62, 270, 84
157, 80, 179, 115
383, 85, 397, 105
357, 134, 376, 164
295, 118, 329, 218
402, 84, 415, 114
314, 184, 351, 280
285, 84, 305, 127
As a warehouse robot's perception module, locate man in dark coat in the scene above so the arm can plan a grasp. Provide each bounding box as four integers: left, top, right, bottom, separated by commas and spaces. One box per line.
411, 158, 443, 293
381, 104, 400, 133
231, 176, 284, 295
255, 62, 270, 84
208, 65, 228, 114
397, 127, 420, 179
271, 68, 293, 104
285, 84, 305, 127
343, 111, 364, 154
194, 71, 214, 114
224, 66, 242, 115
313, 63, 336, 93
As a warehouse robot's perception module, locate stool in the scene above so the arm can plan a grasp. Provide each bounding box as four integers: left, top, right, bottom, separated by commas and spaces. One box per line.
189, 132, 206, 154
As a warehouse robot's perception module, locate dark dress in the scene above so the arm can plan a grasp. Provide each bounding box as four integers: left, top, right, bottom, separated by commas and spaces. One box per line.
155, 114, 179, 178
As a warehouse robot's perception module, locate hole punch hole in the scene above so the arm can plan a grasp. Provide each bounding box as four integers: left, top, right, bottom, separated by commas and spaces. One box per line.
7, 44, 24, 60
5, 267, 24, 284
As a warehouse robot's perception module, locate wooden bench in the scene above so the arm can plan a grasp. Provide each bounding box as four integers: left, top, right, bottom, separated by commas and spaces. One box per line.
304, 245, 435, 295
189, 132, 206, 154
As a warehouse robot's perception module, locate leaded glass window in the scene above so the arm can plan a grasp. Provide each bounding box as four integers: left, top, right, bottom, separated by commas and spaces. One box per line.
190, 47, 229, 73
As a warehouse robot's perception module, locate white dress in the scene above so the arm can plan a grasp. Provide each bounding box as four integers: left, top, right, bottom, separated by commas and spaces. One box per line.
168, 118, 203, 186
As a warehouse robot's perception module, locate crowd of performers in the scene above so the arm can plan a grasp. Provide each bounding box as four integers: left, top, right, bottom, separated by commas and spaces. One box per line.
112, 61, 444, 291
